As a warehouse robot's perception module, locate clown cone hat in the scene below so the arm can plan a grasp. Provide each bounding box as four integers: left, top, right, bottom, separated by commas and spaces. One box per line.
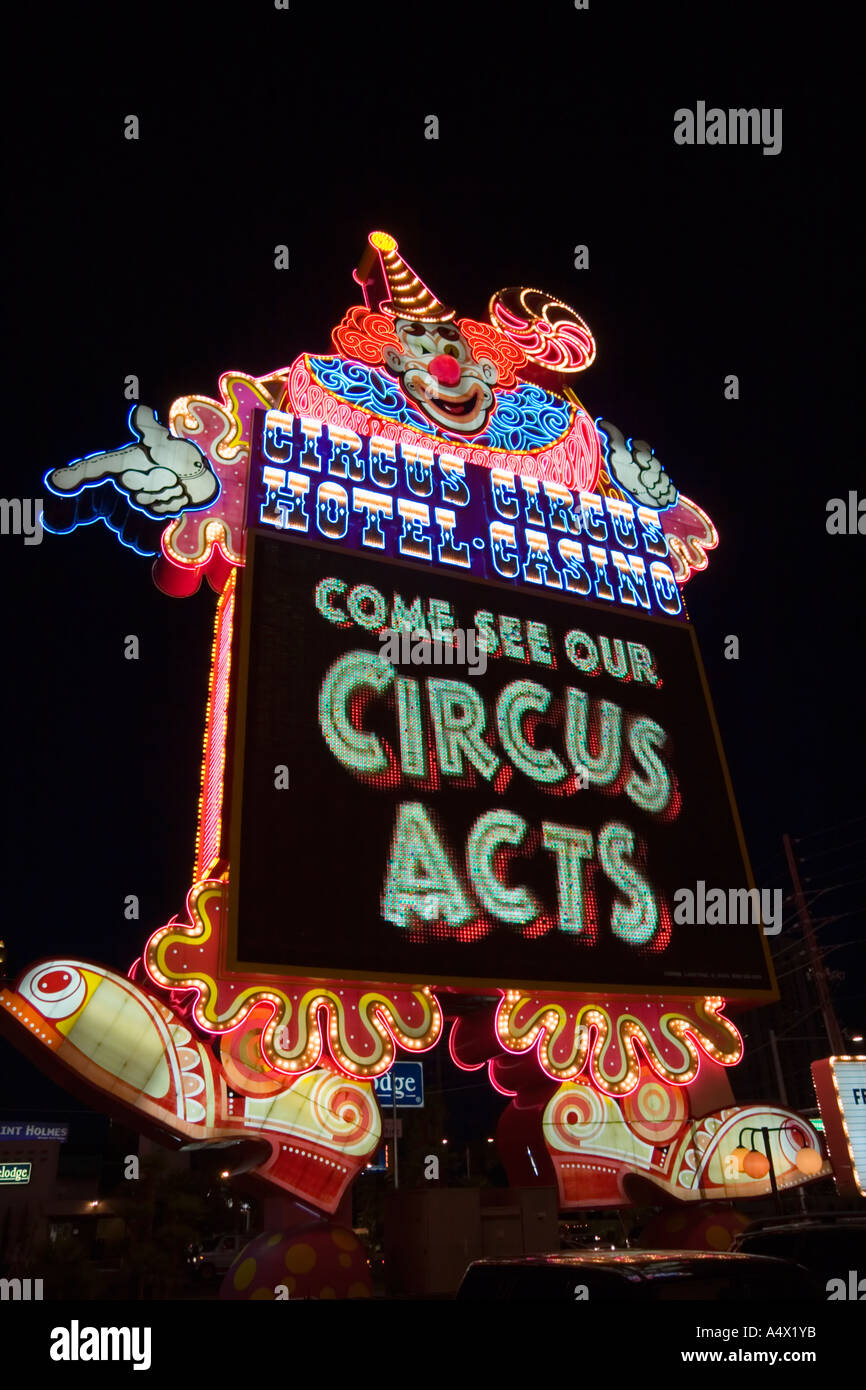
367, 231, 455, 322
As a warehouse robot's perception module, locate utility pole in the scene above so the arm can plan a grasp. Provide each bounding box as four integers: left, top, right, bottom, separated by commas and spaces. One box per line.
768, 1029, 788, 1106
782, 833, 845, 1054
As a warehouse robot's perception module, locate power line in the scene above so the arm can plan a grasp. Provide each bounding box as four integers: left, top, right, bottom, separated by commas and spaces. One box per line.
801, 874, 866, 893
797, 836, 866, 863
793, 814, 866, 843
801, 855, 866, 876
770, 911, 860, 957
740, 1003, 824, 1055
815, 938, 864, 960
765, 907, 851, 950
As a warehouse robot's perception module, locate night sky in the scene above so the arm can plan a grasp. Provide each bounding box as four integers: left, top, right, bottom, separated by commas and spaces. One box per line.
3, 1, 859, 1128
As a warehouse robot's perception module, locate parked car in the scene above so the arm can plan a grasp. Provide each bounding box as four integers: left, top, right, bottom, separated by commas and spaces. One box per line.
455, 1249, 820, 1300
187, 1232, 250, 1282
730, 1212, 866, 1290
558, 1220, 596, 1250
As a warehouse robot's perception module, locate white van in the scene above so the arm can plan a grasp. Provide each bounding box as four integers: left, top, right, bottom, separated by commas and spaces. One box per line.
187, 1232, 248, 1281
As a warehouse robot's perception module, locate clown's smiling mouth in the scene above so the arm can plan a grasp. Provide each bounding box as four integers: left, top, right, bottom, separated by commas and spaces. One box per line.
427, 388, 481, 417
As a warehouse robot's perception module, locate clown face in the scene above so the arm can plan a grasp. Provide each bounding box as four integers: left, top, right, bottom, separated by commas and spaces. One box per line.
383, 319, 499, 435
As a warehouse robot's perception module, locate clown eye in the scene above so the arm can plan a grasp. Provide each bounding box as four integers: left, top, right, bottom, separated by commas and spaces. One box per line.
442, 344, 459, 359
19, 963, 87, 1019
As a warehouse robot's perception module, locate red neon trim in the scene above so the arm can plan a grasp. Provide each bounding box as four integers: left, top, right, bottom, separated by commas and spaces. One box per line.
448, 1019, 486, 1072
487, 1059, 518, 1098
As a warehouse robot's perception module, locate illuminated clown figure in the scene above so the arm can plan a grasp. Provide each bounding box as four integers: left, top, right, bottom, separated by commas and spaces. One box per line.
40, 226, 713, 589
370, 233, 500, 434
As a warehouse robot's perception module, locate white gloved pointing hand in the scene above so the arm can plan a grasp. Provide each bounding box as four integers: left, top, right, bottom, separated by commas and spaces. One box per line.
49, 405, 219, 517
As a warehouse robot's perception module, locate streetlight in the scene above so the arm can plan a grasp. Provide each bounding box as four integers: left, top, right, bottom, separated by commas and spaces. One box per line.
729, 1124, 822, 1213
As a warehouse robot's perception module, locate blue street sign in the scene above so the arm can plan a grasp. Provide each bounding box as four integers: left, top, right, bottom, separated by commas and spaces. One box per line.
373, 1061, 424, 1108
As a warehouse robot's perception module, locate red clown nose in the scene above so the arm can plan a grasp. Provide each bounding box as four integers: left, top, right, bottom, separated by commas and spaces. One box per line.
429, 354, 462, 386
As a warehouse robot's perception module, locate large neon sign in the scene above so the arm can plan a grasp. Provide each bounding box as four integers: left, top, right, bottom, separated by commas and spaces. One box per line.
0, 229, 809, 1228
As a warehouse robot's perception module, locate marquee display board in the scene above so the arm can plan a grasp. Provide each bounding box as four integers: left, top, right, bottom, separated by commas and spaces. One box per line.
227, 510, 773, 996
812, 1056, 866, 1198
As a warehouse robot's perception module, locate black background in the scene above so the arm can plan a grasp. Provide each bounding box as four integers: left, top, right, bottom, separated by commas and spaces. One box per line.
233, 534, 772, 992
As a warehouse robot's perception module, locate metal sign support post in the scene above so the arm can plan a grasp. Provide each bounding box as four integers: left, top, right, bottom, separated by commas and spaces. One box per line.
392, 1083, 399, 1190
